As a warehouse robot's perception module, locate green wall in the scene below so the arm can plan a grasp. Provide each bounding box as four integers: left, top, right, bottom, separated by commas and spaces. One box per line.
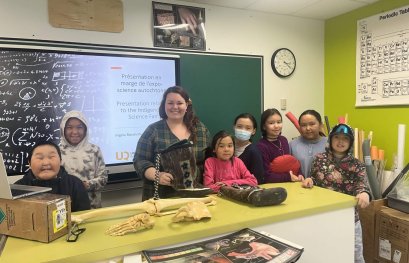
325, 0, 409, 170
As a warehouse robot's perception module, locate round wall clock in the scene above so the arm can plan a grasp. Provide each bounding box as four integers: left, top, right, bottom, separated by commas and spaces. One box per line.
271, 48, 296, 78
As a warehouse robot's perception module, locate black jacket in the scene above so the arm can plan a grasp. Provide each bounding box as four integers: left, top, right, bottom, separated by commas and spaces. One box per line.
15, 166, 91, 212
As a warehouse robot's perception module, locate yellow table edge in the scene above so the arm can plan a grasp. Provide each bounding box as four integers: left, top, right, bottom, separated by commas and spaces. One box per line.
0, 183, 356, 263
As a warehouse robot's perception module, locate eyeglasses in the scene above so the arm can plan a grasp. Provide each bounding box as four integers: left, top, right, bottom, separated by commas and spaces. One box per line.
66, 223, 86, 242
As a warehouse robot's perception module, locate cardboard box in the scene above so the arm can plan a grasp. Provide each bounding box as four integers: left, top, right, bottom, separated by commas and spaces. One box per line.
0, 193, 71, 243
375, 206, 409, 263
359, 199, 387, 263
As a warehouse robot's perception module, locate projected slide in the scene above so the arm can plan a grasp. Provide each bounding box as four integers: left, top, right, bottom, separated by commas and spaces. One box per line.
0, 49, 178, 174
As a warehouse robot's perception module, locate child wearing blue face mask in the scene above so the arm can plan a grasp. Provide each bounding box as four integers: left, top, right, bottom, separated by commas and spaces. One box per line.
233, 113, 264, 184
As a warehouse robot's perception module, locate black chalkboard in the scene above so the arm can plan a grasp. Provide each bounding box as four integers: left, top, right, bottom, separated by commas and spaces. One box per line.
0, 50, 76, 174
0, 45, 263, 178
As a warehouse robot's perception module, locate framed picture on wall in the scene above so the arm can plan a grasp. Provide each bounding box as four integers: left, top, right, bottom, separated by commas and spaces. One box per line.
152, 2, 206, 51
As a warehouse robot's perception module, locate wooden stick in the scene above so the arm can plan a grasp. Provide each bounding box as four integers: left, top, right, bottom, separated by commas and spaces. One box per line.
324, 116, 331, 134
354, 128, 359, 159
359, 130, 365, 162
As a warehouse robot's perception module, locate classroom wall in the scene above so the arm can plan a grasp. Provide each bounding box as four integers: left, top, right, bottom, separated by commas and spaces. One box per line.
0, 0, 324, 140
325, 0, 409, 170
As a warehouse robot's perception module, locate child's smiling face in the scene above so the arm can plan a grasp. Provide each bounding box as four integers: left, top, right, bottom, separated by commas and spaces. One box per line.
64, 118, 86, 146
214, 136, 234, 161
30, 145, 61, 180
331, 134, 351, 155
263, 114, 282, 140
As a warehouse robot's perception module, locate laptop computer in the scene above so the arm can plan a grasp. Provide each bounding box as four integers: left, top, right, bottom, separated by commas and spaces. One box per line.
0, 154, 52, 199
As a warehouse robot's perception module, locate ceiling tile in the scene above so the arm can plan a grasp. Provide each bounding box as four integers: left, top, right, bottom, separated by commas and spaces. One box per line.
293, 0, 367, 20
248, 0, 320, 15
181, 0, 257, 9
353, 0, 379, 3
176, 0, 380, 20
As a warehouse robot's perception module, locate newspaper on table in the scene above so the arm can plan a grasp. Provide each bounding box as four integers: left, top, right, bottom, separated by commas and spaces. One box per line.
143, 228, 303, 263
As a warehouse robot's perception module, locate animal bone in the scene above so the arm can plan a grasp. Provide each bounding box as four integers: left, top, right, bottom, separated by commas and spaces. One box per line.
71, 196, 216, 224
172, 201, 212, 222
105, 213, 155, 236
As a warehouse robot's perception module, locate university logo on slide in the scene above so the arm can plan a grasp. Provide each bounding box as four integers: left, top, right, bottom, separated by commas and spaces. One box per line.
116, 151, 130, 161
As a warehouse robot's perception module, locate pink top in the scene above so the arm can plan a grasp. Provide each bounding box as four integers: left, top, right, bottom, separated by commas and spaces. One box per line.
203, 156, 258, 192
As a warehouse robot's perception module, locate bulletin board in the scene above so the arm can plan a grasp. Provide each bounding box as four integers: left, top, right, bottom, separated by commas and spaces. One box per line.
356, 4, 409, 107
48, 0, 124, 33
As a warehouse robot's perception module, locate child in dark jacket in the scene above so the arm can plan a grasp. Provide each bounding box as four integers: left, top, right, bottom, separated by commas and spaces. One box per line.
16, 141, 90, 212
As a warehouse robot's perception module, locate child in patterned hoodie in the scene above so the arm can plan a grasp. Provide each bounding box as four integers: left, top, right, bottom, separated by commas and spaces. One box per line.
60, 110, 108, 209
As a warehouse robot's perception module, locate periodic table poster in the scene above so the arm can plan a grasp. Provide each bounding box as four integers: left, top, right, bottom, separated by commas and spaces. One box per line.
356, 5, 409, 107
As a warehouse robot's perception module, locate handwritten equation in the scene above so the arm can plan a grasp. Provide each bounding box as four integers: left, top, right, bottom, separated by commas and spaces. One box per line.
0, 50, 108, 174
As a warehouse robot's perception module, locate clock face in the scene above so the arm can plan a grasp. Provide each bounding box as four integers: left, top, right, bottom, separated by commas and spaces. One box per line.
271, 48, 296, 78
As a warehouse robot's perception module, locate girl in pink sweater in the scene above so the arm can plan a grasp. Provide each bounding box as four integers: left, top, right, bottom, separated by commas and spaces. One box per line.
203, 130, 258, 192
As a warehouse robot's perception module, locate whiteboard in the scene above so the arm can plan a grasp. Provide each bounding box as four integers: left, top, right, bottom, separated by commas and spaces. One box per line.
356, 5, 409, 107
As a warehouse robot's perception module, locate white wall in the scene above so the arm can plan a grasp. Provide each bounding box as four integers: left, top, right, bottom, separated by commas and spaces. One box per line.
0, 0, 324, 140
